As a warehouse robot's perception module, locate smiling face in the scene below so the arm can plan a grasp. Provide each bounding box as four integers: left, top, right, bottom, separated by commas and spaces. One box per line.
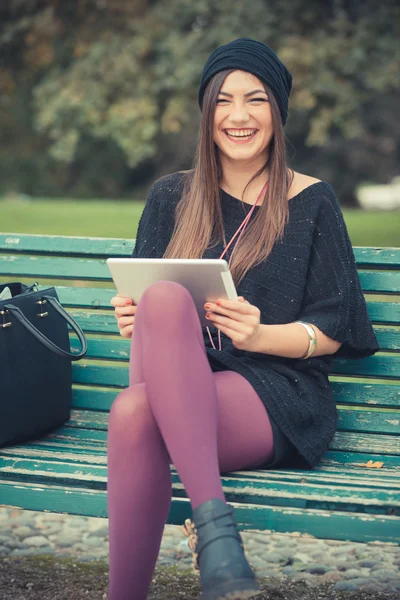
213, 70, 273, 167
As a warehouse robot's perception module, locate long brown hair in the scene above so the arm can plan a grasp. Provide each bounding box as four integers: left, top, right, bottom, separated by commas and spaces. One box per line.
164, 69, 293, 286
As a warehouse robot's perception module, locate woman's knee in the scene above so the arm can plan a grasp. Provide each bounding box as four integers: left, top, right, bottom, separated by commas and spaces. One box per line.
108, 385, 171, 460
109, 384, 157, 438
137, 281, 196, 332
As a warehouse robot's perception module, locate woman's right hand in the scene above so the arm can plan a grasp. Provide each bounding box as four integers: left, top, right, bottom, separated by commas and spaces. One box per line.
110, 294, 137, 338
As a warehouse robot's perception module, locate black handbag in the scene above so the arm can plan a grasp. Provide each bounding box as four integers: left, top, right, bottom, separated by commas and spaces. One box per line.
0, 282, 88, 447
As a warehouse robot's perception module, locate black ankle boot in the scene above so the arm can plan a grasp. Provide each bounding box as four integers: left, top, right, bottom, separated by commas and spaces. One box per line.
190, 498, 260, 600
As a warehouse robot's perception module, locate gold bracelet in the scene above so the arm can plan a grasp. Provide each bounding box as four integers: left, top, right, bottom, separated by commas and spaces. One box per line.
295, 321, 317, 359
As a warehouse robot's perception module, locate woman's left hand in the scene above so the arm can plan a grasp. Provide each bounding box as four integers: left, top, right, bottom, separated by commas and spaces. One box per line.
204, 296, 262, 352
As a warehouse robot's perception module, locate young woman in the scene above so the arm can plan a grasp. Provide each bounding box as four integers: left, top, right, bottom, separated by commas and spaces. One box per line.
107, 38, 379, 600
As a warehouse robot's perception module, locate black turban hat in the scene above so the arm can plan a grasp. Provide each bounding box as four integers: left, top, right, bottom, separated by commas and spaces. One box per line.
198, 38, 292, 126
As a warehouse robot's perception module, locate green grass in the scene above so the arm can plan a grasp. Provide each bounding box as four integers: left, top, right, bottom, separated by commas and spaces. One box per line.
0, 198, 145, 238
1, 197, 399, 246
340, 209, 400, 246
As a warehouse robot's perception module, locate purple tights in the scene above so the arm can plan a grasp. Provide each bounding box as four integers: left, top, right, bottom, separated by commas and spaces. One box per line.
107, 281, 274, 599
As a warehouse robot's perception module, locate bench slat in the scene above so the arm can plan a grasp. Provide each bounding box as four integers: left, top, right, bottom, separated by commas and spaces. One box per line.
0, 456, 398, 516
320, 450, 400, 470
331, 431, 400, 455
50, 287, 114, 309
63, 421, 400, 456
47, 288, 400, 324
331, 354, 400, 378
0, 255, 110, 280
69, 308, 400, 341
229, 463, 400, 480
18, 423, 399, 459
71, 382, 400, 411
14, 414, 394, 460
70, 313, 119, 335
337, 408, 400, 435
2, 285, 394, 325
63, 406, 400, 439
359, 302, 400, 324
2, 234, 400, 266
2, 441, 399, 481
0, 233, 134, 257
330, 381, 400, 408
71, 357, 400, 391
1, 479, 398, 542
353, 247, 400, 267
70, 330, 399, 363
72, 364, 127, 387
358, 271, 400, 293
2, 437, 399, 488
1, 255, 400, 291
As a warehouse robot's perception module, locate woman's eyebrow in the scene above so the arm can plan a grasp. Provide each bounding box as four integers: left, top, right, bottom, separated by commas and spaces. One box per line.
218, 89, 267, 98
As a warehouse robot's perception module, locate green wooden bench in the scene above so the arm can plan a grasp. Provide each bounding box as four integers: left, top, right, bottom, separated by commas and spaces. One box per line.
0, 233, 399, 544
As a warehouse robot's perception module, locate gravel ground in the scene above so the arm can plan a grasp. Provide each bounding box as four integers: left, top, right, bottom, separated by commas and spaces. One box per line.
1, 555, 400, 600
0, 507, 399, 599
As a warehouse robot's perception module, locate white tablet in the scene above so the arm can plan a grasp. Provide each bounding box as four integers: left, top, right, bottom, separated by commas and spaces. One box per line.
107, 258, 238, 327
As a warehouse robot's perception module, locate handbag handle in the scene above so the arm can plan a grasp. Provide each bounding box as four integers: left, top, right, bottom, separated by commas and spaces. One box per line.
4, 295, 87, 361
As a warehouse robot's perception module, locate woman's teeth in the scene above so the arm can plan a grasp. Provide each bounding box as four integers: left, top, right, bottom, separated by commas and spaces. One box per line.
225, 129, 257, 141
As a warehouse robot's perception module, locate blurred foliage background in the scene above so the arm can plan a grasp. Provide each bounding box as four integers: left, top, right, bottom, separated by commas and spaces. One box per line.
0, 0, 399, 211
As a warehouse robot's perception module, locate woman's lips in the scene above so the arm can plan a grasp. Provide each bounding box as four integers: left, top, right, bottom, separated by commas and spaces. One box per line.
223, 129, 258, 144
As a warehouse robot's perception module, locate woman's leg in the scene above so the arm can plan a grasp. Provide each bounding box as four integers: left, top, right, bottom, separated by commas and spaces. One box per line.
107, 281, 274, 599
107, 384, 173, 600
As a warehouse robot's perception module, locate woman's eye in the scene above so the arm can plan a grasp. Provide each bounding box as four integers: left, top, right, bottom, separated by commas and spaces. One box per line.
216, 98, 268, 104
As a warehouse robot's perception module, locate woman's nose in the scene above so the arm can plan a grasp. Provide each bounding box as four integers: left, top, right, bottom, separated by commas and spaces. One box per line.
228, 104, 250, 123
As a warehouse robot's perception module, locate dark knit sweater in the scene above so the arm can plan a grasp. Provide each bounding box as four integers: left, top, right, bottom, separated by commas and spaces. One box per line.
131, 171, 379, 469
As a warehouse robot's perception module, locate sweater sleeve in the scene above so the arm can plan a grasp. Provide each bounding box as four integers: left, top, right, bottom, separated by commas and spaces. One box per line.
132, 172, 185, 258
298, 184, 379, 359
131, 182, 162, 259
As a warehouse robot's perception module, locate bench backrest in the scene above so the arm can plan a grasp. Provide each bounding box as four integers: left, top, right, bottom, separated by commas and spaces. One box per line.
1, 234, 399, 465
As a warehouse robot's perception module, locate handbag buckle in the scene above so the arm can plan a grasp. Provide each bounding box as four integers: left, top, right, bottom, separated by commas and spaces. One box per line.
0, 309, 11, 328
26, 281, 39, 293
37, 299, 48, 318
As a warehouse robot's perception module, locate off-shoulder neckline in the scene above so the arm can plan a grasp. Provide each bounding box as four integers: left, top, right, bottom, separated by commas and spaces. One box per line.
219, 180, 329, 208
